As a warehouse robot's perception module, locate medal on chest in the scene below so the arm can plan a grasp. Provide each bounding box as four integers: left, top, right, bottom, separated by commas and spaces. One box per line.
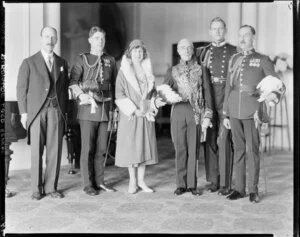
249, 58, 261, 67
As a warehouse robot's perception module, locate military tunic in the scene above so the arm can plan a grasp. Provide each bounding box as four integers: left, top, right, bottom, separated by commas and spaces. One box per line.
69, 52, 117, 188
223, 48, 278, 195
164, 59, 213, 189
196, 42, 236, 188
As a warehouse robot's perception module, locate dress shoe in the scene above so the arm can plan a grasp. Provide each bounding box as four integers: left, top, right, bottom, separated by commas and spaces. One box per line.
137, 183, 154, 193
226, 190, 244, 200
49, 191, 63, 199
31, 192, 43, 200
186, 188, 201, 196
83, 186, 98, 196
218, 187, 231, 196
249, 192, 259, 203
207, 184, 219, 192
128, 183, 138, 194
98, 184, 116, 192
174, 187, 186, 196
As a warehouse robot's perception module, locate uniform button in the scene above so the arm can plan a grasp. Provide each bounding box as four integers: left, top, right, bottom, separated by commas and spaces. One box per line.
221, 70, 224, 73
223, 55, 226, 58
240, 73, 243, 76
222, 60, 225, 63
241, 69, 244, 71
45, 88, 48, 91
222, 65, 224, 68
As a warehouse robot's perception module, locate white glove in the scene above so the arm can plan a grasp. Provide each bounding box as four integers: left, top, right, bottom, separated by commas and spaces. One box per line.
201, 118, 212, 130
223, 118, 231, 129
79, 93, 93, 105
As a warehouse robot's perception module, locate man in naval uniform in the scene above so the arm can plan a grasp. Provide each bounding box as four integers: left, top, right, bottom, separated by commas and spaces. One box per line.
196, 17, 236, 195
164, 38, 213, 196
223, 25, 284, 203
69, 26, 118, 196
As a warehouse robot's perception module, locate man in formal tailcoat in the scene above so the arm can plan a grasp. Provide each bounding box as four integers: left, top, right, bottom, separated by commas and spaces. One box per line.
196, 17, 236, 195
17, 26, 69, 200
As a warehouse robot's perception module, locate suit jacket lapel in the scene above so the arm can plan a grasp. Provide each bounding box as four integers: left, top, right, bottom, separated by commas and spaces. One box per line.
36, 51, 51, 85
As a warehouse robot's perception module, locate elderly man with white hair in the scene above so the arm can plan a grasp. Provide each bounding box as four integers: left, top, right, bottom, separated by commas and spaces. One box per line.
163, 38, 213, 196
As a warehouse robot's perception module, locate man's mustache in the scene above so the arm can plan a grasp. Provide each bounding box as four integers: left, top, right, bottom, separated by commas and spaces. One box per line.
46, 43, 54, 46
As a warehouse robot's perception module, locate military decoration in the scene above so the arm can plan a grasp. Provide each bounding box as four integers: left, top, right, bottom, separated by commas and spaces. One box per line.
249, 58, 260, 67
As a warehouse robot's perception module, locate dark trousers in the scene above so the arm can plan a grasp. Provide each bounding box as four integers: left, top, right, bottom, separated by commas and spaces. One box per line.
79, 120, 108, 188
230, 118, 260, 195
171, 102, 197, 189
204, 117, 233, 187
30, 106, 64, 194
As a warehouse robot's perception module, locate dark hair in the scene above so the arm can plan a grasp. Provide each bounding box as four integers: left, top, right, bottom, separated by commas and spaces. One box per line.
125, 46, 148, 60
240, 24, 256, 35
40, 26, 57, 37
210, 17, 226, 29
89, 26, 106, 38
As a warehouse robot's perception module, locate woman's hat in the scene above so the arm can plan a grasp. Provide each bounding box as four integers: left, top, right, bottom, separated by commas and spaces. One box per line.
125, 39, 148, 59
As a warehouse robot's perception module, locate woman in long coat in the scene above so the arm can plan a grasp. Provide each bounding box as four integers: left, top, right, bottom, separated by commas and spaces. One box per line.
115, 39, 165, 194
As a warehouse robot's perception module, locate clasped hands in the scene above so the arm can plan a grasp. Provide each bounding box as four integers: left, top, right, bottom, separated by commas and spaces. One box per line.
131, 97, 166, 120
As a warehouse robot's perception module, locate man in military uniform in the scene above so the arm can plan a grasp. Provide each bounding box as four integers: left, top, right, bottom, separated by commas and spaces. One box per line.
69, 26, 118, 196
164, 39, 213, 196
196, 17, 236, 195
223, 25, 283, 203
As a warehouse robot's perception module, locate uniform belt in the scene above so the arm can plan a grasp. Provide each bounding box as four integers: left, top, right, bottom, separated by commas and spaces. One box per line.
94, 97, 112, 103
211, 77, 226, 84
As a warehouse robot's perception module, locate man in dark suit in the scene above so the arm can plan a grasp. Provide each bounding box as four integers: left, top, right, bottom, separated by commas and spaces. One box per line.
17, 26, 69, 200
196, 17, 236, 195
69, 26, 118, 196
223, 25, 284, 203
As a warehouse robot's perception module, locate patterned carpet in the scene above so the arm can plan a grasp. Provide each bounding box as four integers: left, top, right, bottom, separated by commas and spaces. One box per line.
4, 136, 293, 236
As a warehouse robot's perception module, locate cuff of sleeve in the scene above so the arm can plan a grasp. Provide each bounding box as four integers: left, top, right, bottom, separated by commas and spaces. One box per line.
69, 85, 84, 99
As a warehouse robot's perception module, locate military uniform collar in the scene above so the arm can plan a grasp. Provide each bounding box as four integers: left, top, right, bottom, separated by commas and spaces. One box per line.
212, 40, 226, 47
241, 48, 255, 56
179, 59, 194, 67
89, 51, 108, 58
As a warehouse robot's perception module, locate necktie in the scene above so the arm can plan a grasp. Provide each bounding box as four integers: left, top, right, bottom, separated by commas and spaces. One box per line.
47, 55, 52, 71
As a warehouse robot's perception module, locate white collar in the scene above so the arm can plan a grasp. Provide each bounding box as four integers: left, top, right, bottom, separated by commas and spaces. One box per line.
212, 41, 226, 47
41, 49, 54, 61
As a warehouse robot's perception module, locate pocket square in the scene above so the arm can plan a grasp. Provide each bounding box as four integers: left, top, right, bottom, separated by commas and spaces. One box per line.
60, 66, 64, 72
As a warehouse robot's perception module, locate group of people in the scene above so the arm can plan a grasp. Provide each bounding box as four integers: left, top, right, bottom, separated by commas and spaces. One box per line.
16, 17, 285, 203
